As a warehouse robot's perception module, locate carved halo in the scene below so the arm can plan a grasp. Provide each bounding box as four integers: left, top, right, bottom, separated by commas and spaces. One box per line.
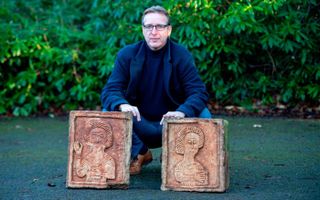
83, 119, 113, 148
175, 126, 205, 155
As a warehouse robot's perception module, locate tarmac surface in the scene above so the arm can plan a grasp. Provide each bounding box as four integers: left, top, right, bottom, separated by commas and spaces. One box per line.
0, 115, 319, 200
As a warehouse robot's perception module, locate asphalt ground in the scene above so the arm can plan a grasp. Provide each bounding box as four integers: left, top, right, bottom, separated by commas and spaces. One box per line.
0, 116, 319, 200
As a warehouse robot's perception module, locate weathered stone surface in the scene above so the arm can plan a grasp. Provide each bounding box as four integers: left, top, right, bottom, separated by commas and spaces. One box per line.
66, 111, 132, 189
161, 118, 229, 192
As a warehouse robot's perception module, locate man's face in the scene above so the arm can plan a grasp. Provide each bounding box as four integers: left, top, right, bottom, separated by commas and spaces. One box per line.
142, 12, 172, 51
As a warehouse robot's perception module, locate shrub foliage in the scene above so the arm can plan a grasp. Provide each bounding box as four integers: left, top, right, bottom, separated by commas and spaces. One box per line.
0, 0, 319, 116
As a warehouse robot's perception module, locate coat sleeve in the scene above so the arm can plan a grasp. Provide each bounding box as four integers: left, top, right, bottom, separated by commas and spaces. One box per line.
100, 53, 130, 111
175, 55, 209, 117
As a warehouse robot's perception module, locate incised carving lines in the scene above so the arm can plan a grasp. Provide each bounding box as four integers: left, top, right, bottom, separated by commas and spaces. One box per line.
72, 119, 115, 183
174, 126, 208, 186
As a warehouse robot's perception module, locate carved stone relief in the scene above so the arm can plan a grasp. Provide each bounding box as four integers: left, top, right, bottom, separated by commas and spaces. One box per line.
161, 118, 229, 192
174, 126, 209, 186
66, 111, 132, 189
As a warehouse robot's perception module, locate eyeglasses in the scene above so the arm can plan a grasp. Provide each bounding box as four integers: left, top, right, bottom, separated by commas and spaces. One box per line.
142, 24, 169, 31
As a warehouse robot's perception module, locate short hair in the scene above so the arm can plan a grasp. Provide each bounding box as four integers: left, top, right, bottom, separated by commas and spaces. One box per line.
142, 5, 170, 25
175, 126, 205, 155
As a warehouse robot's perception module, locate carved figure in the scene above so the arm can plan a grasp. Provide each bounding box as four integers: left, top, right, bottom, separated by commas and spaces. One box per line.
174, 126, 208, 186
73, 120, 115, 183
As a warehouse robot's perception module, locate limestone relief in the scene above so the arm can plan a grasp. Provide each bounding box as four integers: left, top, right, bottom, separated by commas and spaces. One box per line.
73, 119, 115, 183
161, 119, 229, 192
174, 126, 208, 186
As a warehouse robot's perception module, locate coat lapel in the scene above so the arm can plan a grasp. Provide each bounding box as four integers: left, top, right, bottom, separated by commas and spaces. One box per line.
127, 42, 146, 102
163, 40, 179, 105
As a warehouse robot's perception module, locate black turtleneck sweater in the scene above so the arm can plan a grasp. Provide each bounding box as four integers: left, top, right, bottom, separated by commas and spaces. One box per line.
137, 43, 173, 121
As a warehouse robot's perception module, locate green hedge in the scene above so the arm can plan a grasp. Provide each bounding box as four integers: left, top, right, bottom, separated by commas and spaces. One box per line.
0, 0, 319, 116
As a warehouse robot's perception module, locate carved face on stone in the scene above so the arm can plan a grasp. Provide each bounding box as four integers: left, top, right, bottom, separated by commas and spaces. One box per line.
184, 132, 201, 156
85, 120, 113, 148
89, 127, 107, 144
176, 127, 204, 155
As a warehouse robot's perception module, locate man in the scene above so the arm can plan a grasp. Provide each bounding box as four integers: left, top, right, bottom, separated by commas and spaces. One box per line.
101, 5, 211, 175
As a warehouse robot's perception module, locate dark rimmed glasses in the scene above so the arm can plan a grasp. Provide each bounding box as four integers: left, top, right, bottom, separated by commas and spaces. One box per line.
142, 24, 170, 31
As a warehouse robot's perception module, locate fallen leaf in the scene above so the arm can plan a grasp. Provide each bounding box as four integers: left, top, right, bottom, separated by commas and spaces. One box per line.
47, 183, 56, 187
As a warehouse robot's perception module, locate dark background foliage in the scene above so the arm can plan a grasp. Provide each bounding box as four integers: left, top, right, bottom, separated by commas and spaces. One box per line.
0, 0, 319, 116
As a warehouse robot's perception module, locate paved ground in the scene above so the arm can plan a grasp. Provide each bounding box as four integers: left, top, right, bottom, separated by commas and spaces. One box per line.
0, 115, 319, 200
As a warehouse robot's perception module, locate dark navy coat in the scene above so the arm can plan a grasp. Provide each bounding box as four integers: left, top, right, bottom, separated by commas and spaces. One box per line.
100, 39, 208, 117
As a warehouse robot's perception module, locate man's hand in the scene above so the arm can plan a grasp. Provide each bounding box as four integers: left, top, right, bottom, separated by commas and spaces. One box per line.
160, 111, 185, 125
119, 104, 141, 121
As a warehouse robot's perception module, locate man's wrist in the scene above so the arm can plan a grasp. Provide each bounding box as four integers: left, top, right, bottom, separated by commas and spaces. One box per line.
118, 104, 123, 111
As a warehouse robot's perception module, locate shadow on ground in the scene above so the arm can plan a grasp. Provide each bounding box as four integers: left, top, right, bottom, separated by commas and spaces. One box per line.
0, 116, 319, 200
